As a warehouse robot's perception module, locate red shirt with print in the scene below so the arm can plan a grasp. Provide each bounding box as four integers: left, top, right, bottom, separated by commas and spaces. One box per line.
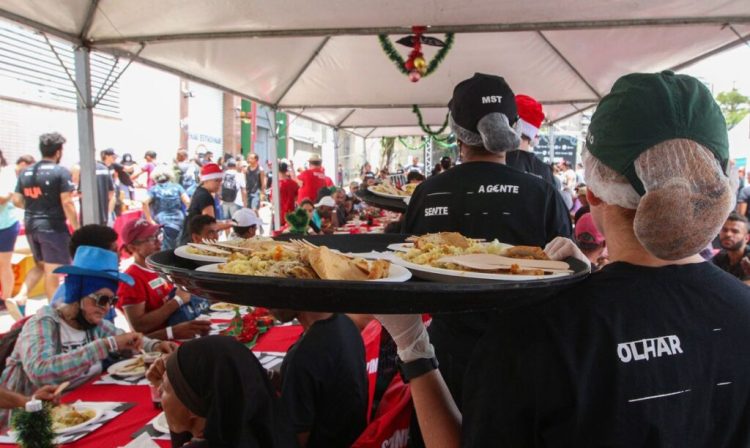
297, 167, 328, 203
117, 263, 174, 314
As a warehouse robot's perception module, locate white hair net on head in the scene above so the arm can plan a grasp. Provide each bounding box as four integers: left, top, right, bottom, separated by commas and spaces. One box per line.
583, 148, 641, 210
585, 139, 734, 260
450, 113, 520, 154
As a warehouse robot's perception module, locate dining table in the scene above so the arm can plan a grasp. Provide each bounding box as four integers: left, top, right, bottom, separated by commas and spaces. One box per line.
0, 315, 303, 448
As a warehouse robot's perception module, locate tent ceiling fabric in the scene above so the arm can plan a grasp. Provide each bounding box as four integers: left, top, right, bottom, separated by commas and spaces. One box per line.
1, 0, 749, 136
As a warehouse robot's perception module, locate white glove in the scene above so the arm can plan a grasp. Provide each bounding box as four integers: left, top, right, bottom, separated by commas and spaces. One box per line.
544, 236, 591, 269
375, 314, 434, 363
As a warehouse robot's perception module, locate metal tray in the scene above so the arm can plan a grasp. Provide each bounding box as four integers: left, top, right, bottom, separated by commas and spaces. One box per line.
355, 189, 408, 213
147, 234, 590, 314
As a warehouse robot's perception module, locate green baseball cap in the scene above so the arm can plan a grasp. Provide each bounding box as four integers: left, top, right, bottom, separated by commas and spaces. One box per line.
586, 71, 728, 195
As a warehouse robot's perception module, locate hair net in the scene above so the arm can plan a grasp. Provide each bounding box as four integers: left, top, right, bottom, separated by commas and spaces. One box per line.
450, 112, 520, 154
585, 139, 733, 260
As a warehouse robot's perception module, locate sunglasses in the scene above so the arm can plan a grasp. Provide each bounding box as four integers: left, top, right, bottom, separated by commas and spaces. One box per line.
86, 293, 118, 309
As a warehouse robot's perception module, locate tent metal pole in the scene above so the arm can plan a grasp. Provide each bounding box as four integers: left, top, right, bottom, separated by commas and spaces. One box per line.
669, 31, 750, 71
537, 31, 601, 99
79, 0, 100, 41
92, 43, 144, 106
41, 33, 86, 104
264, 108, 282, 231
281, 99, 597, 108
336, 109, 357, 127
0, 8, 81, 43
728, 24, 750, 48
93, 56, 119, 103
333, 129, 340, 186
90, 16, 750, 45
74, 46, 101, 225
363, 129, 376, 139
274, 36, 330, 107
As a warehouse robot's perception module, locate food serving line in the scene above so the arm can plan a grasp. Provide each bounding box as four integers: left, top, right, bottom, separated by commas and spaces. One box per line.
0, 318, 303, 447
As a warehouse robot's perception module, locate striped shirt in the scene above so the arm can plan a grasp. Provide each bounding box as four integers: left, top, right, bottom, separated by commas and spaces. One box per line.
0, 306, 159, 428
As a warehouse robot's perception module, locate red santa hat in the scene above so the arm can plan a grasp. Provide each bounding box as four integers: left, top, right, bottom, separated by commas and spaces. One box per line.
515, 94, 545, 140
200, 162, 224, 182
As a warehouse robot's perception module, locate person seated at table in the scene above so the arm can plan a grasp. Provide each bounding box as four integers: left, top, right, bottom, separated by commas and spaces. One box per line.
332, 188, 349, 225
407, 171, 425, 185
231, 208, 262, 239
313, 196, 339, 235
0, 245, 174, 428
188, 214, 220, 244
0, 384, 58, 410
48, 224, 119, 322
343, 197, 358, 222
147, 336, 288, 448
271, 309, 367, 447
299, 199, 322, 234
118, 219, 211, 341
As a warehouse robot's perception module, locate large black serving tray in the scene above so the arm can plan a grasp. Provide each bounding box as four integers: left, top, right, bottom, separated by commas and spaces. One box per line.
355, 189, 408, 213
147, 234, 589, 314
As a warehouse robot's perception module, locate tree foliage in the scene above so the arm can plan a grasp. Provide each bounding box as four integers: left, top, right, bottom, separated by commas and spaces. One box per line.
716, 88, 750, 129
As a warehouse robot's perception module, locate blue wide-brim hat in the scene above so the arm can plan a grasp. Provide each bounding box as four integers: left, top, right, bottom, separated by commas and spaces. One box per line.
53, 246, 134, 286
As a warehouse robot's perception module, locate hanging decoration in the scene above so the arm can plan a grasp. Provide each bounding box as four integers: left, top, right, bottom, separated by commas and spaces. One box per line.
398, 136, 429, 152
412, 105, 450, 137
378, 27, 454, 83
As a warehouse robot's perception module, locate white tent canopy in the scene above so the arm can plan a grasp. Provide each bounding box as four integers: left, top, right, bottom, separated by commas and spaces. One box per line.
2, 0, 750, 137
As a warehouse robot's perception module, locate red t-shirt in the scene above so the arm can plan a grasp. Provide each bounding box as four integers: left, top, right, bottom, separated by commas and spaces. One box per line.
117, 263, 174, 313
297, 167, 328, 203
279, 178, 300, 225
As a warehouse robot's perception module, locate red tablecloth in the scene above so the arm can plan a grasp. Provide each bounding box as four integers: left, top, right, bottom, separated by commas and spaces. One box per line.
0, 325, 303, 448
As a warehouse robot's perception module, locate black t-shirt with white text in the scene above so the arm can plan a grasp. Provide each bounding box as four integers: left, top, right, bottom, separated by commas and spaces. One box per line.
402, 161, 571, 244
402, 161, 572, 408
462, 262, 750, 447
280, 314, 367, 448
505, 149, 556, 186
15, 160, 76, 233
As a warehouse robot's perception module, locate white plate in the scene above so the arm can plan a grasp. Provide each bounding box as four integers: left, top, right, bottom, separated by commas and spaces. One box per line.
367, 186, 411, 203
196, 262, 412, 282
209, 302, 244, 312
386, 242, 414, 252
387, 241, 508, 253
107, 357, 146, 377
152, 412, 170, 434
174, 245, 227, 263
390, 256, 570, 283
52, 404, 104, 435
